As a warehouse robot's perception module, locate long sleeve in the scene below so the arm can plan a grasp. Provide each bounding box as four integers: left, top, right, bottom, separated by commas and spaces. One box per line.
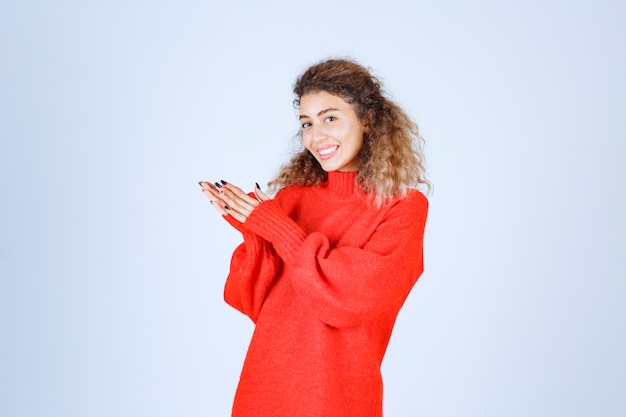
243, 190, 428, 328
223, 224, 281, 323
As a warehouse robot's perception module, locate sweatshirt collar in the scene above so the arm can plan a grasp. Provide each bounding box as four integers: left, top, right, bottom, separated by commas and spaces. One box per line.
325, 171, 358, 196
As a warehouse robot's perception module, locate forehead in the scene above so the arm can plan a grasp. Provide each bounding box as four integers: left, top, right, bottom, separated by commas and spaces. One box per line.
299, 91, 354, 114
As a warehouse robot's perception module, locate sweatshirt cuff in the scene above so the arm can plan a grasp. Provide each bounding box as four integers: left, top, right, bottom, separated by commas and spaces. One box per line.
222, 191, 257, 233
243, 200, 306, 263
223, 212, 245, 232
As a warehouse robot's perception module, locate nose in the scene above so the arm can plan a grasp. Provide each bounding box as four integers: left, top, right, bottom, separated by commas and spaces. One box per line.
311, 125, 327, 142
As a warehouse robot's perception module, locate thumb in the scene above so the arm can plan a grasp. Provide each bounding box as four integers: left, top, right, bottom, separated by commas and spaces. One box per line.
254, 183, 271, 202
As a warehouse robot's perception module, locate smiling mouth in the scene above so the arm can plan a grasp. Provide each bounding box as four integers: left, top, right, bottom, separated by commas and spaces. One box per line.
318, 146, 339, 156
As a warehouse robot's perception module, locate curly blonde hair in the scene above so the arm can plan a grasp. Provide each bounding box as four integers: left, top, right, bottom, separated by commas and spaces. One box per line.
268, 58, 431, 205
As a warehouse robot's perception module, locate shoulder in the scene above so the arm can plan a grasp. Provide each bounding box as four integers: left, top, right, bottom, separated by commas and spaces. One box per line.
376, 189, 429, 226
391, 189, 428, 211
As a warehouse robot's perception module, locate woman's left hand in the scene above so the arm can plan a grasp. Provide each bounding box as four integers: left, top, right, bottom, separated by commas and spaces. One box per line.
199, 180, 270, 223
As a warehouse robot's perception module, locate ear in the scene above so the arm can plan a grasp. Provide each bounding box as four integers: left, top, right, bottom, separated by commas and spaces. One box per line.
361, 109, 375, 133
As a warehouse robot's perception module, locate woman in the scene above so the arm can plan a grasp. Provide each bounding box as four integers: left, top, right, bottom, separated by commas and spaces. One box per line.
199, 58, 430, 417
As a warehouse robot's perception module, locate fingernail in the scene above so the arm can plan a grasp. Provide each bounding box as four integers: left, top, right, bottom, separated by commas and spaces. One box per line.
214, 182, 222, 188
220, 179, 228, 185
224, 205, 230, 210
198, 181, 204, 187
255, 182, 260, 189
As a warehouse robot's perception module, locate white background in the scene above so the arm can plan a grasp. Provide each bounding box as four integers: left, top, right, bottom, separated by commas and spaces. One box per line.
1, 1, 624, 416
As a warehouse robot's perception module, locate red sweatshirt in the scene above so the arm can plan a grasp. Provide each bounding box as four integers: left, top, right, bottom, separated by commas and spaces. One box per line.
222, 171, 428, 417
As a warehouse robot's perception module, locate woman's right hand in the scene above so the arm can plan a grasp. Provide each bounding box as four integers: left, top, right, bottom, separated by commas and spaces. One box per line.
199, 180, 270, 221
199, 181, 230, 216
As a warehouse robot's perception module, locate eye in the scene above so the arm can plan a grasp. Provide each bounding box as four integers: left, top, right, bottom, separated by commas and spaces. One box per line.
301, 121, 311, 129
325, 116, 336, 123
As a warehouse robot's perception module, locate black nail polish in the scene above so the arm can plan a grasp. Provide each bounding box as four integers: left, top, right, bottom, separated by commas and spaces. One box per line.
214, 182, 222, 188
255, 182, 260, 189
220, 179, 228, 185
198, 181, 204, 186
224, 205, 230, 210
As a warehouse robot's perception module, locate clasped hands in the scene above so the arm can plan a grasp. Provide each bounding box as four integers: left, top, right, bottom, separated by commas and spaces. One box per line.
199, 180, 270, 223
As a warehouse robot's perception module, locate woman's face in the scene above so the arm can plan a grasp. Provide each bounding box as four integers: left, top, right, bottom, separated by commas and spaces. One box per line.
299, 91, 369, 172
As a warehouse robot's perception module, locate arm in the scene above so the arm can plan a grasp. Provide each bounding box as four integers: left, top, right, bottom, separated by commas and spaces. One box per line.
223, 230, 281, 323
243, 191, 429, 328
199, 181, 279, 322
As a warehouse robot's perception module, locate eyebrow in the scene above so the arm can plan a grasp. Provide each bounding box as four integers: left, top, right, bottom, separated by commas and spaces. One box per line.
299, 107, 339, 120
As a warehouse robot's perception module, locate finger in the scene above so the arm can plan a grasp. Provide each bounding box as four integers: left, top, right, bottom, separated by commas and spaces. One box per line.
217, 181, 259, 214
211, 200, 229, 216
219, 180, 257, 205
199, 182, 230, 215
202, 190, 229, 215
199, 181, 250, 220
202, 183, 227, 204
254, 183, 271, 202
225, 193, 257, 219
224, 204, 248, 223
199, 180, 218, 196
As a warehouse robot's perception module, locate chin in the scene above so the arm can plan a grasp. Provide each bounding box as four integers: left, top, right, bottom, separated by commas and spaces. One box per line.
320, 164, 339, 172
